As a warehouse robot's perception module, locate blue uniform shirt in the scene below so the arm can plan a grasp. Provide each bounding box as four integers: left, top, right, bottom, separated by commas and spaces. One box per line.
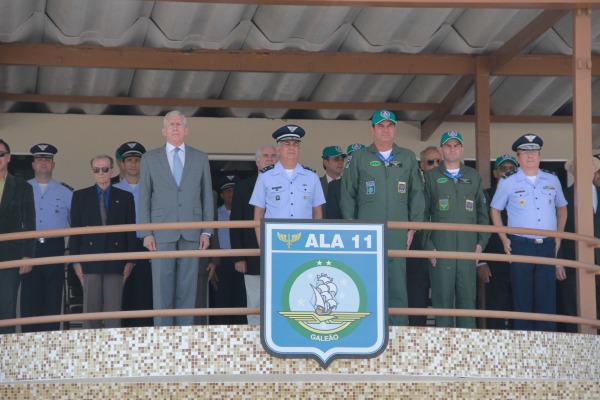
114, 180, 141, 237
250, 161, 325, 219
217, 204, 231, 249
490, 168, 567, 238
27, 178, 72, 233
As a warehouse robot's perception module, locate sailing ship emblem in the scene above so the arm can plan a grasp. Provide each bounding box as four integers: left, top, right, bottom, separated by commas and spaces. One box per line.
279, 270, 370, 333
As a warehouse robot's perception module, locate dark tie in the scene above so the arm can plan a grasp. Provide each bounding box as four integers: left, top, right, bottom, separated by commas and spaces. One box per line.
99, 189, 107, 225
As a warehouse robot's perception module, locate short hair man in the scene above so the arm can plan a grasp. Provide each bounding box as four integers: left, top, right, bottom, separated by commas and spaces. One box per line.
490, 134, 567, 332
422, 131, 490, 328
113, 141, 153, 327
320, 145, 346, 217
70, 155, 137, 329
325, 143, 365, 220
139, 110, 214, 327
230, 145, 278, 325
404, 145, 442, 327
419, 146, 442, 173
555, 157, 600, 332
21, 143, 73, 332
0, 139, 35, 334
477, 155, 519, 330
250, 125, 325, 241
341, 110, 425, 326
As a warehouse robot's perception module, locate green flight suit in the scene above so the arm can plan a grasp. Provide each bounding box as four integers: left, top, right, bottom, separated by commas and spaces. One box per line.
340, 143, 425, 326
422, 162, 490, 328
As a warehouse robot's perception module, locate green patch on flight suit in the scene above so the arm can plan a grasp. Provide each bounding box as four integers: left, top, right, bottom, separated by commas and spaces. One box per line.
439, 199, 449, 211
370, 161, 381, 167
437, 177, 448, 184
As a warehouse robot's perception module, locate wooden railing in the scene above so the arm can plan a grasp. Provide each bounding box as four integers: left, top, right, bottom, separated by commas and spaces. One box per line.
1, 220, 598, 332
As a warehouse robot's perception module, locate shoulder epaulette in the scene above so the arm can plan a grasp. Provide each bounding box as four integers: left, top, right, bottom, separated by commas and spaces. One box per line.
60, 182, 74, 191
540, 168, 556, 176
302, 164, 316, 173
260, 165, 275, 173
501, 170, 518, 179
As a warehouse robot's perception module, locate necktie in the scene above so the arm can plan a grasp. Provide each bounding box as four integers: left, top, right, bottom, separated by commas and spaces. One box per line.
172, 147, 183, 186
99, 189, 107, 225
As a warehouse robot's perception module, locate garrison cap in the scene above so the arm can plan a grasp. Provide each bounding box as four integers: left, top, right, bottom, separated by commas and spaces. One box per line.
30, 143, 58, 158
371, 110, 396, 125
494, 154, 519, 169
322, 146, 346, 159
117, 141, 146, 159
346, 143, 366, 155
512, 134, 543, 152
217, 175, 238, 191
440, 131, 463, 146
272, 125, 305, 142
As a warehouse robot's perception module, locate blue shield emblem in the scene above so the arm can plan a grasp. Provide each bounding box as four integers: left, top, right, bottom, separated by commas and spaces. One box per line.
261, 220, 388, 368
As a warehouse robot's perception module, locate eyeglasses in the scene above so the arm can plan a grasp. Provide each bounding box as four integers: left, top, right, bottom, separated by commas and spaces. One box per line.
426, 159, 441, 166
0, 151, 8, 158
517, 150, 540, 156
497, 165, 517, 172
92, 166, 111, 174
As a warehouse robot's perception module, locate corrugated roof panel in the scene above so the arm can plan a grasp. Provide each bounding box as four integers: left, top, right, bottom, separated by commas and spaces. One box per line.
149, 2, 257, 46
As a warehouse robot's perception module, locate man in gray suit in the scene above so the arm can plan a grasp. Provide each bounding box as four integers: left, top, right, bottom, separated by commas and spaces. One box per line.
139, 110, 214, 327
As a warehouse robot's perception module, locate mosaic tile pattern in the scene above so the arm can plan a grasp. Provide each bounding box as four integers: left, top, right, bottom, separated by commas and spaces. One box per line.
2, 381, 600, 400
1, 326, 599, 398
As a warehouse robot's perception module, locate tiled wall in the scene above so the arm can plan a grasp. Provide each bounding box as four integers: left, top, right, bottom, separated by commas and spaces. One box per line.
1, 326, 599, 399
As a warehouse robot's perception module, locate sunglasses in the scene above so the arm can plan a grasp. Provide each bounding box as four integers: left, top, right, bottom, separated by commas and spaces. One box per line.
426, 158, 441, 166
92, 166, 111, 174
497, 165, 517, 172
0, 151, 8, 158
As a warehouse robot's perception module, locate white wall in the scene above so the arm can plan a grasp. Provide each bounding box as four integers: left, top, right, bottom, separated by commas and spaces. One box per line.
0, 113, 576, 189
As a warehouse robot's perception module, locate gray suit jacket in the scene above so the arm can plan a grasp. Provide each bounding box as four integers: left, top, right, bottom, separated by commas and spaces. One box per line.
139, 144, 214, 243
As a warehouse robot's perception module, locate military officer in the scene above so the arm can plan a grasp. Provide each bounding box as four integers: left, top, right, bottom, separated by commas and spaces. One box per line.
422, 131, 490, 328
21, 143, 73, 332
319, 145, 346, 216
340, 110, 425, 326
325, 143, 365, 219
490, 134, 567, 332
250, 125, 325, 240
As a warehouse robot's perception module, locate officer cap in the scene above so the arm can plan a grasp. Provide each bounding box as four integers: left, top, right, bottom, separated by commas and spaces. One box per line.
440, 131, 463, 146
272, 125, 305, 142
322, 146, 346, 159
30, 143, 58, 158
494, 154, 519, 170
346, 143, 366, 155
371, 110, 396, 125
117, 141, 146, 159
512, 134, 543, 152
217, 175, 238, 191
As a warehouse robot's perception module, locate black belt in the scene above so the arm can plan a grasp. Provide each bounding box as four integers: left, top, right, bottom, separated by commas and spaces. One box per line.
509, 234, 552, 245
36, 237, 64, 244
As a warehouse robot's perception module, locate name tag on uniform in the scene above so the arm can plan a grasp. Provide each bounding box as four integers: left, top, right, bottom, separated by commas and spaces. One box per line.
458, 178, 472, 184
466, 199, 474, 211
398, 181, 406, 194
366, 181, 375, 195
389, 161, 402, 168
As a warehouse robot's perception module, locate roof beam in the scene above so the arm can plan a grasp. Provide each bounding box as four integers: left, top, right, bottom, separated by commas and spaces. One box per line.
2, 44, 599, 76
150, 0, 600, 10
420, 75, 475, 141
488, 9, 569, 73
0, 92, 439, 111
